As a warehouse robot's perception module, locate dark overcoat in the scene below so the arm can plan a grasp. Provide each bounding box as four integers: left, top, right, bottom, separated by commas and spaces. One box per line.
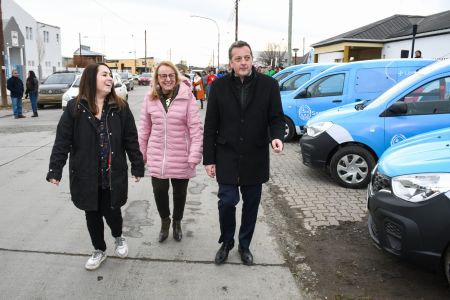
203, 70, 284, 185
46, 99, 145, 210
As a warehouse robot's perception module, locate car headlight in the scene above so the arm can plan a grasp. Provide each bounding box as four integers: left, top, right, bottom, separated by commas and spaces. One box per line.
305, 121, 333, 137
62, 93, 72, 102
392, 173, 450, 202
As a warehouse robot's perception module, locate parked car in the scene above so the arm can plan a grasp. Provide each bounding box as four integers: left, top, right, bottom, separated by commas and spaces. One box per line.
300, 59, 450, 189
38, 71, 79, 108
283, 59, 435, 141
279, 63, 337, 140
273, 64, 308, 83
367, 126, 450, 284
62, 73, 128, 110
138, 72, 152, 85
119, 72, 134, 91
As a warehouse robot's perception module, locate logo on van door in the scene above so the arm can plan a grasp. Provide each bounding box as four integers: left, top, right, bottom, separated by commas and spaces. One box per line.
391, 134, 407, 145
298, 105, 318, 121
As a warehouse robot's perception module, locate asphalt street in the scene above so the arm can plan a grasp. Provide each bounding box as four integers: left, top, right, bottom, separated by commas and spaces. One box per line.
0, 85, 303, 299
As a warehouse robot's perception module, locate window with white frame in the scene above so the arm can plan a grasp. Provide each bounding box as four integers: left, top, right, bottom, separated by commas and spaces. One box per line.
43, 31, 49, 43
56, 33, 59, 44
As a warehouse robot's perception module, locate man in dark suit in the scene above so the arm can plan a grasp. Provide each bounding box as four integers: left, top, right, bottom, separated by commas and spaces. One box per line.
203, 40, 285, 266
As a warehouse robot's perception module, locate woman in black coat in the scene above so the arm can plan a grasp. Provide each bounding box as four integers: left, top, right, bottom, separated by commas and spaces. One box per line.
47, 63, 145, 270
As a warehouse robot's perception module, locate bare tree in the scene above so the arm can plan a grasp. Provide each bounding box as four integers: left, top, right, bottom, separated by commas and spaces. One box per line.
37, 35, 45, 80
258, 42, 287, 67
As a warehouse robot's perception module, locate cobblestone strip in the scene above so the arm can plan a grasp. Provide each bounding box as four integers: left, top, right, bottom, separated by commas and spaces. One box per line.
267, 142, 366, 233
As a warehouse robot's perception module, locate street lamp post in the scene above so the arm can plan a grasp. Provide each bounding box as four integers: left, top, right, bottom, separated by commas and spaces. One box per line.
292, 48, 299, 65
191, 15, 220, 70
407, 15, 425, 58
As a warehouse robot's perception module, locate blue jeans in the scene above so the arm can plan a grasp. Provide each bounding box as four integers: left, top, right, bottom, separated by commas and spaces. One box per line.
217, 183, 262, 250
11, 97, 23, 117
29, 91, 38, 113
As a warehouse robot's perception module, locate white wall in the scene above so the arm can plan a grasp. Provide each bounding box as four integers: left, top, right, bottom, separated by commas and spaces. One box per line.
317, 52, 344, 63
3, 0, 62, 79
383, 34, 450, 60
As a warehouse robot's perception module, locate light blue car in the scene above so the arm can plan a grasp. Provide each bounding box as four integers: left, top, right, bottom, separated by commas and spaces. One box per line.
300, 59, 450, 189
273, 64, 308, 83
279, 63, 337, 96
283, 59, 435, 141
367, 127, 450, 284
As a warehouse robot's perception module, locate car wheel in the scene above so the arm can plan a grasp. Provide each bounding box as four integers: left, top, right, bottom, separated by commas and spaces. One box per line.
284, 116, 296, 142
445, 247, 450, 285
329, 145, 376, 189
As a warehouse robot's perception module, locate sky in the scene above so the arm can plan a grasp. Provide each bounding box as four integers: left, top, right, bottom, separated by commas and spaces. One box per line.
11, 0, 450, 68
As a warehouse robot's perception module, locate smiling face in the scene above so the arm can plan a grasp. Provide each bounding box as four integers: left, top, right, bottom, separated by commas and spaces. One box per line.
96, 65, 113, 99
157, 65, 177, 93
229, 46, 253, 79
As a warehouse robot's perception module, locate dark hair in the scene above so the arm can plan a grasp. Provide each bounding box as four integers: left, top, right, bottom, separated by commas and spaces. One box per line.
228, 40, 253, 60
28, 70, 37, 79
76, 63, 125, 114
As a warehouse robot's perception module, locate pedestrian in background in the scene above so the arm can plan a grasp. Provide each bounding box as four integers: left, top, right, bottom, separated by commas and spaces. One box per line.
139, 61, 203, 243
193, 71, 205, 109
25, 70, 39, 117
201, 71, 208, 99
6, 69, 25, 119
415, 50, 423, 58
203, 40, 285, 266
47, 63, 145, 271
206, 70, 217, 95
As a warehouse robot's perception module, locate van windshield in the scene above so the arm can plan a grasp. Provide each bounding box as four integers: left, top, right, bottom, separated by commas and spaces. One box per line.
365, 72, 424, 109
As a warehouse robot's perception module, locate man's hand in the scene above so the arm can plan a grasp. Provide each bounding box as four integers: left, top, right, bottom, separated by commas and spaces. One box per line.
132, 176, 141, 182
271, 139, 284, 153
205, 164, 216, 178
49, 178, 60, 186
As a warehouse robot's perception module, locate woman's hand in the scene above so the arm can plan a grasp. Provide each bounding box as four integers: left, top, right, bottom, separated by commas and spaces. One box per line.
132, 176, 141, 182
49, 178, 60, 186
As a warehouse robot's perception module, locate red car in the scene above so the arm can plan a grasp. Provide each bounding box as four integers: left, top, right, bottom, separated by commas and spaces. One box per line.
138, 73, 152, 86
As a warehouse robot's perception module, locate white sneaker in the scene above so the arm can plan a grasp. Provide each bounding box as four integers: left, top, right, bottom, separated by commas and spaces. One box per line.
85, 250, 106, 270
114, 236, 128, 258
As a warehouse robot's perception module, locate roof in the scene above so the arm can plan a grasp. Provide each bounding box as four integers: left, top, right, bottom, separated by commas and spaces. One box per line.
312, 10, 450, 47
73, 45, 104, 56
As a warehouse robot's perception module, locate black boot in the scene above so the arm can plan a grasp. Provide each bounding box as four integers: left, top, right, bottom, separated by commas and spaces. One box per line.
159, 217, 171, 242
173, 220, 182, 241
32, 112, 38, 117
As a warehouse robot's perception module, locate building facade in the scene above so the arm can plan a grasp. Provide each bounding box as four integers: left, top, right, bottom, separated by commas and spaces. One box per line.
3, 0, 62, 80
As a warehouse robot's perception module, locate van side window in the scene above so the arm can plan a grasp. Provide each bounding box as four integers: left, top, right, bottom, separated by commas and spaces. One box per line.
396, 77, 450, 115
282, 73, 311, 91
307, 74, 345, 98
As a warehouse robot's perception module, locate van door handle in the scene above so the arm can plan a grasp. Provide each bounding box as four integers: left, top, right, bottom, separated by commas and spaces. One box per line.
332, 99, 342, 103
354, 99, 361, 102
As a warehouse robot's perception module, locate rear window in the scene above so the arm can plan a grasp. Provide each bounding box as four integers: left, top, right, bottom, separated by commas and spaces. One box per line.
44, 73, 76, 85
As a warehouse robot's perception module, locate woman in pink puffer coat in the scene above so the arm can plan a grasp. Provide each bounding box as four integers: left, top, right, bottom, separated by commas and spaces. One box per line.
139, 61, 203, 243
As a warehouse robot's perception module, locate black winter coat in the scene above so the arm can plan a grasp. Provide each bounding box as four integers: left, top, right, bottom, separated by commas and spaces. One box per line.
46, 99, 145, 211
203, 69, 285, 185
7, 76, 24, 98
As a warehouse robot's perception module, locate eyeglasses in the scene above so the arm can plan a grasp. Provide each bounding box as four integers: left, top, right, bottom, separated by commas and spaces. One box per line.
158, 73, 176, 80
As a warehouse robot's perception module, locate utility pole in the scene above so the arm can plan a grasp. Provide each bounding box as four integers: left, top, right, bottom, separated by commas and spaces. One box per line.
0, 0, 7, 106
235, 0, 239, 41
287, 0, 293, 66
144, 30, 147, 72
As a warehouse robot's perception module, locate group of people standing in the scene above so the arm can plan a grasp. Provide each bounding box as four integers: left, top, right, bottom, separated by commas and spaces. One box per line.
7, 70, 40, 118
46, 40, 285, 271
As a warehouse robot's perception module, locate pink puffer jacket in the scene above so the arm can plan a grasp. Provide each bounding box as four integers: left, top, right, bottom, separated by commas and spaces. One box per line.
138, 81, 203, 179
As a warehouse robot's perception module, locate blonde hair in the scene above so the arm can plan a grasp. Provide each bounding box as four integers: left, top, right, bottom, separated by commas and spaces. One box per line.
150, 61, 181, 100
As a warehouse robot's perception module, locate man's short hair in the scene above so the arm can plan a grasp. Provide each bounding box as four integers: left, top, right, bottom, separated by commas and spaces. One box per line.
228, 40, 253, 60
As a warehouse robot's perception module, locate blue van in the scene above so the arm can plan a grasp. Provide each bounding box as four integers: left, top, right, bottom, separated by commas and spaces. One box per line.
282, 59, 435, 141
367, 127, 450, 284
279, 63, 336, 96
300, 59, 450, 189
273, 64, 308, 83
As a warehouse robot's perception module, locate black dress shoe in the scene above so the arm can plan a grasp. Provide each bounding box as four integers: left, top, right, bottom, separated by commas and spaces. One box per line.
214, 242, 234, 265
238, 247, 254, 265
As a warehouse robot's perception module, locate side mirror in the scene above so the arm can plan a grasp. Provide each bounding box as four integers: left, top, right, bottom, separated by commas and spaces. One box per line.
280, 84, 286, 91
384, 101, 407, 116
295, 89, 307, 99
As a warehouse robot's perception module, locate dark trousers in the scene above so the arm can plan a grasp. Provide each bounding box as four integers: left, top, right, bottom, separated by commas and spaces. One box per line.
217, 183, 262, 250
85, 188, 123, 251
151, 177, 189, 221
